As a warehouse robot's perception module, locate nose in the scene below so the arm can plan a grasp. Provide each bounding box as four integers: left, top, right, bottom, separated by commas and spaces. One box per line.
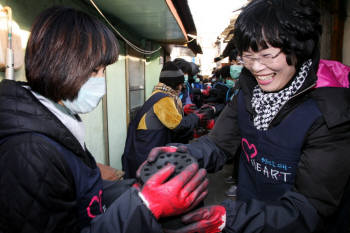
250, 59, 266, 73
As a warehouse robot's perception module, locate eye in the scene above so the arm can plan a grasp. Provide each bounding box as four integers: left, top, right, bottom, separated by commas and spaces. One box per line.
262, 54, 273, 58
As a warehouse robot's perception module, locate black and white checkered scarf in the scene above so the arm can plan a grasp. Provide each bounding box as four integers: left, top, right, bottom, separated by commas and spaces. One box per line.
251, 59, 312, 131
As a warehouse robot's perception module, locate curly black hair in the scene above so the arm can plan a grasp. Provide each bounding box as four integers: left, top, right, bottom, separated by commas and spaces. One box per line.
234, 0, 322, 68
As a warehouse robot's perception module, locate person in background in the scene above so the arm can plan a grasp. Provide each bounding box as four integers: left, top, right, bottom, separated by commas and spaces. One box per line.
192, 74, 203, 89
210, 68, 219, 86
215, 65, 235, 102
0, 7, 209, 233
174, 58, 194, 105
122, 61, 210, 179
202, 64, 238, 118
141, 0, 350, 232
215, 49, 243, 105
224, 48, 243, 197
191, 75, 206, 108
189, 62, 201, 84
228, 48, 243, 93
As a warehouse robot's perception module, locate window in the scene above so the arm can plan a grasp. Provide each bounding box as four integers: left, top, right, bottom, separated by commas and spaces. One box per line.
127, 48, 145, 122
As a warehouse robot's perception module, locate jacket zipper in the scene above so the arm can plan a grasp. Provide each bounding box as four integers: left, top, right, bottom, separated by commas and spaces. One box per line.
267, 83, 316, 129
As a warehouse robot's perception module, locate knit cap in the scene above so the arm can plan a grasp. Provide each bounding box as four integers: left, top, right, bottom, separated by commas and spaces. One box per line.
159, 61, 184, 89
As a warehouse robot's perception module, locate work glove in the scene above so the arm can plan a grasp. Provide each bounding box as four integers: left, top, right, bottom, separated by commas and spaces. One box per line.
201, 86, 211, 96
193, 127, 208, 139
206, 119, 215, 130
184, 104, 198, 115
200, 104, 216, 118
194, 106, 214, 126
138, 162, 209, 219
194, 111, 209, 125
164, 205, 226, 233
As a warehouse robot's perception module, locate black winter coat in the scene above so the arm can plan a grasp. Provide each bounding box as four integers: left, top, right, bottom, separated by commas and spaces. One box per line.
0, 80, 162, 233
181, 61, 350, 233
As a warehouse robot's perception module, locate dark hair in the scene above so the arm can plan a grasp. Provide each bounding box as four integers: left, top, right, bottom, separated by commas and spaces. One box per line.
189, 62, 200, 76
25, 6, 119, 102
234, 0, 322, 67
220, 65, 231, 79
173, 58, 192, 74
228, 49, 239, 62
214, 69, 221, 78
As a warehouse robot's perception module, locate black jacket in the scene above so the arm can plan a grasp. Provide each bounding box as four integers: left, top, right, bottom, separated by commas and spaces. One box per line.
182, 61, 350, 233
0, 80, 162, 233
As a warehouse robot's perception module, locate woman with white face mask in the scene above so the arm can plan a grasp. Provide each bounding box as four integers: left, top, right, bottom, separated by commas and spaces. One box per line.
0, 6, 208, 233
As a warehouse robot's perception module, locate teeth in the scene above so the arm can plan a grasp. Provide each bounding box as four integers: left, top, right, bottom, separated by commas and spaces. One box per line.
257, 75, 273, 80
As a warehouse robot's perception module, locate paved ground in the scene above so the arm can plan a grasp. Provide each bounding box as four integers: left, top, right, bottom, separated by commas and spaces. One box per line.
204, 162, 236, 206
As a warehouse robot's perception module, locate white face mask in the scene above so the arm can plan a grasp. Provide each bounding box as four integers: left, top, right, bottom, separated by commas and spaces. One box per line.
63, 77, 106, 114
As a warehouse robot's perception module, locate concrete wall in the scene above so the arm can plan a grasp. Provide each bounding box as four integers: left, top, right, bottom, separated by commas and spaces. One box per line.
80, 103, 106, 163
106, 43, 128, 169
145, 51, 163, 99
343, 0, 350, 65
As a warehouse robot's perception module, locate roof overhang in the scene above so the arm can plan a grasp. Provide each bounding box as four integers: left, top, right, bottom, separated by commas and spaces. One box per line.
93, 0, 189, 44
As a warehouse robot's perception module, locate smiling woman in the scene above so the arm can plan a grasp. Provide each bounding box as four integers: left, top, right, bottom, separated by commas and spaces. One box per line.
140, 0, 350, 232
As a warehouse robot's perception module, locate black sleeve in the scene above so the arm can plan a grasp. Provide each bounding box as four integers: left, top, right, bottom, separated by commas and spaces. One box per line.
221, 190, 321, 233
0, 134, 79, 233
169, 98, 241, 173
171, 113, 199, 143
184, 135, 228, 172
173, 113, 199, 133
81, 188, 163, 233
168, 133, 228, 172
208, 96, 241, 159
296, 117, 350, 217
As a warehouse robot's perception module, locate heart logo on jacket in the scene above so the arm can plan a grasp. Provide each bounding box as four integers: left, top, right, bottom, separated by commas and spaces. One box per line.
241, 138, 257, 162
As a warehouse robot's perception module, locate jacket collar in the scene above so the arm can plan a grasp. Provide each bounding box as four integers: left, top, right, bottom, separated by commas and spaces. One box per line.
239, 61, 350, 128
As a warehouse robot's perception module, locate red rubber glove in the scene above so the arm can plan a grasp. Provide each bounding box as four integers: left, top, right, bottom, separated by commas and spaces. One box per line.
195, 112, 207, 121
201, 88, 210, 96
193, 128, 207, 138
164, 205, 226, 233
194, 111, 210, 128
184, 104, 197, 115
132, 182, 141, 191
193, 129, 201, 139
206, 119, 215, 130
200, 104, 216, 116
139, 163, 209, 219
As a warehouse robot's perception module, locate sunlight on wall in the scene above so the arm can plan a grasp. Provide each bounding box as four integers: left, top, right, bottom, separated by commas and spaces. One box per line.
0, 5, 29, 80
